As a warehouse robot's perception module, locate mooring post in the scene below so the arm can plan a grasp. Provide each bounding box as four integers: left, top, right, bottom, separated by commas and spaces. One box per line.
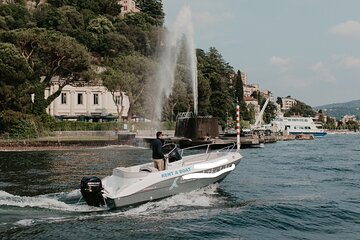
236, 102, 241, 150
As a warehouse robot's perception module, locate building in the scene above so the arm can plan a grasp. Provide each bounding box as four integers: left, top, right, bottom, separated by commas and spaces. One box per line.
261, 90, 272, 98
342, 115, 357, 123
46, 77, 129, 122
281, 97, 297, 111
118, 0, 140, 15
241, 72, 248, 85
243, 84, 259, 97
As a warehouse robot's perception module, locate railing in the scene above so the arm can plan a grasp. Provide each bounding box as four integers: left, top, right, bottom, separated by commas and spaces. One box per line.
176, 112, 213, 120
162, 142, 237, 164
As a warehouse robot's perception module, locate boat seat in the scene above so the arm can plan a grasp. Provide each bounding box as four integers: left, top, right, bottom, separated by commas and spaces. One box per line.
139, 166, 158, 172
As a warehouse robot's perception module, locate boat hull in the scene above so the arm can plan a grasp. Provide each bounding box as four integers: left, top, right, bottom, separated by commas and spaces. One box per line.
105, 160, 240, 209
289, 131, 327, 137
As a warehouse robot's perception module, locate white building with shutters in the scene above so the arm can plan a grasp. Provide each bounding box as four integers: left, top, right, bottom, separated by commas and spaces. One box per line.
45, 77, 129, 121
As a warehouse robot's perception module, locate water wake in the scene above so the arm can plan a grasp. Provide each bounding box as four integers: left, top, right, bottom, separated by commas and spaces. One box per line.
1, 184, 235, 229
0, 190, 102, 212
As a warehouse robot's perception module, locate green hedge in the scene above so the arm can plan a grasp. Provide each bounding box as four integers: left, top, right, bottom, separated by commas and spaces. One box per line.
0, 110, 177, 139
0, 110, 42, 139
55, 121, 123, 131
54, 121, 176, 131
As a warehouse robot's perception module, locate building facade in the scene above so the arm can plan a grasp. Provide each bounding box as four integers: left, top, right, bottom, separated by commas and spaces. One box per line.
241, 72, 248, 85
243, 84, 259, 97
46, 78, 129, 121
281, 97, 297, 111
118, 0, 140, 15
341, 114, 357, 123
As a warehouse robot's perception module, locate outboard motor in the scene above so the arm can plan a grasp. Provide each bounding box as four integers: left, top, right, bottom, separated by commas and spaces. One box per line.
80, 176, 105, 207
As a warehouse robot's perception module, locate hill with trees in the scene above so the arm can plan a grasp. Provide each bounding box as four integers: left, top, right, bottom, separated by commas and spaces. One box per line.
1, 1, 334, 139
315, 99, 360, 120
0, 0, 257, 138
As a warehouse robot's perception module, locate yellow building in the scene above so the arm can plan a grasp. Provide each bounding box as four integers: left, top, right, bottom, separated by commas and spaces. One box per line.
118, 0, 140, 15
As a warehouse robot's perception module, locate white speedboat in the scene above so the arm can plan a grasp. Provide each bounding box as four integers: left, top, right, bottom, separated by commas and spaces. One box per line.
80, 143, 242, 209
271, 116, 327, 137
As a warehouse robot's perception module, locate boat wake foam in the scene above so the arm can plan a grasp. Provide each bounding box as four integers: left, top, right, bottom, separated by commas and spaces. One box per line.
0, 185, 233, 228
124, 184, 226, 215
0, 184, 222, 214
0, 190, 104, 212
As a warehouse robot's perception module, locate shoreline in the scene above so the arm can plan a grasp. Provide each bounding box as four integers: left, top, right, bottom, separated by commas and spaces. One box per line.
0, 130, 357, 151
0, 145, 92, 152
0, 137, 119, 152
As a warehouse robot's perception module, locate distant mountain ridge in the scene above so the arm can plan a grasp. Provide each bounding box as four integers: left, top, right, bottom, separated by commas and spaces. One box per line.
315, 99, 360, 120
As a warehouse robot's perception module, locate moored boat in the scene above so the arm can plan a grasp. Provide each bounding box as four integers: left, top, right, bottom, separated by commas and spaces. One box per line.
80, 143, 242, 209
295, 133, 314, 140
271, 116, 327, 137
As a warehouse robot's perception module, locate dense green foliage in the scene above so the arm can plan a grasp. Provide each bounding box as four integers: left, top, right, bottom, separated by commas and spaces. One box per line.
197, 47, 235, 127
0, 110, 42, 138
284, 100, 316, 117
234, 70, 251, 122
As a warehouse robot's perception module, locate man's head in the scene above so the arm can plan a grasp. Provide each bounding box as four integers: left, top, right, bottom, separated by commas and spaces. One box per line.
156, 131, 163, 139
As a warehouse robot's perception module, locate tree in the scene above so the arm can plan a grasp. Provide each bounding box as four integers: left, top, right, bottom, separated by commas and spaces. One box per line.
136, 0, 164, 26
285, 100, 316, 117
197, 70, 211, 116
0, 2, 31, 30
234, 70, 244, 102
84, 16, 136, 57
263, 101, 277, 124
0, 42, 33, 112
87, 16, 114, 35
104, 54, 156, 120
200, 47, 235, 127
102, 68, 136, 120
34, 4, 63, 30
0, 28, 92, 116
58, 6, 85, 35
233, 70, 250, 121
114, 19, 153, 56
162, 65, 192, 121
163, 77, 189, 121
276, 97, 282, 107
0, 42, 32, 86
100, 32, 134, 57
324, 117, 336, 129
48, 0, 121, 16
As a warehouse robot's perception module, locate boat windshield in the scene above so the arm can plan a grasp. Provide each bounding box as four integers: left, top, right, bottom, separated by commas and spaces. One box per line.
162, 143, 182, 163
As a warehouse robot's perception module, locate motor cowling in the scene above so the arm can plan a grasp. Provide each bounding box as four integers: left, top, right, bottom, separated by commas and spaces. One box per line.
80, 176, 105, 207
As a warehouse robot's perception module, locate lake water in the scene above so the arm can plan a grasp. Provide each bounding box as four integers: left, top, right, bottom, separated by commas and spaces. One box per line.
0, 134, 359, 240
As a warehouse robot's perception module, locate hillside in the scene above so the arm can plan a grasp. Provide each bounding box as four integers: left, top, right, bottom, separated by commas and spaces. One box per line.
315, 99, 360, 120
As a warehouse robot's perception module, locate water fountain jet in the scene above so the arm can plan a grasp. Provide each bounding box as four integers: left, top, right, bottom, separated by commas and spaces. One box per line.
153, 5, 198, 124
152, 6, 219, 144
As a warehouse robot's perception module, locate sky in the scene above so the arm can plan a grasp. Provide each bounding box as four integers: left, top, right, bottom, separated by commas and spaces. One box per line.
162, 0, 360, 107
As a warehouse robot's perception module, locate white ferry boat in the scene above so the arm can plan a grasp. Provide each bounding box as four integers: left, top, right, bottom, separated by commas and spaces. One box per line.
271, 116, 327, 137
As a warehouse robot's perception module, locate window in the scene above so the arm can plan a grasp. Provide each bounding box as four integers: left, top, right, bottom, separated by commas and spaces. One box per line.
94, 94, 99, 105
115, 95, 121, 105
77, 93, 83, 105
61, 93, 67, 104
